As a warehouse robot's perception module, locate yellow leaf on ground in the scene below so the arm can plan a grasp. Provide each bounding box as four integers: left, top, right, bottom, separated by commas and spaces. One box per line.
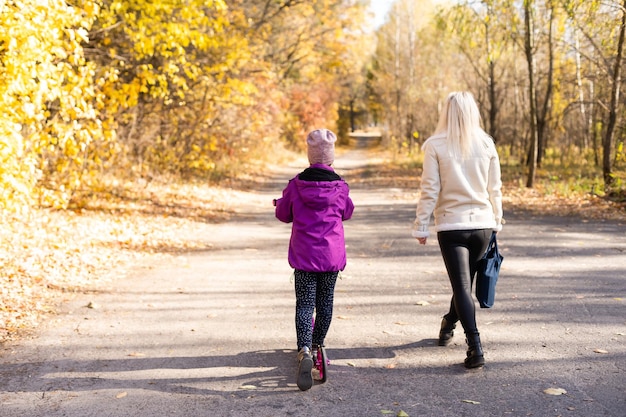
543, 387, 567, 396
116, 392, 127, 399
462, 399, 480, 404
593, 348, 609, 354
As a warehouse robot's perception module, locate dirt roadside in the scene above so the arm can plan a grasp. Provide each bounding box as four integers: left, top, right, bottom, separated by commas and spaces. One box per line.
1, 137, 625, 417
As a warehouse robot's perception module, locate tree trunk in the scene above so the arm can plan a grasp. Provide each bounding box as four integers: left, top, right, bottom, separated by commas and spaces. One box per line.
603, 0, 626, 190
488, 49, 498, 142
574, 30, 590, 150
590, 80, 599, 166
536, 1, 555, 168
349, 99, 355, 132
394, 13, 402, 146
485, 9, 498, 142
524, 0, 539, 188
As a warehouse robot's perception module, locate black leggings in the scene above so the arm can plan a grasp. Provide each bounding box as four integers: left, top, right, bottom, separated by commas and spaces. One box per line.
294, 270, 338, 350
437, 229, 491, 336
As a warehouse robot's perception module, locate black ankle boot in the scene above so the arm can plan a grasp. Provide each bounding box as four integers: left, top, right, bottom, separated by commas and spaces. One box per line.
438, 317, 456, 346
464, 333, 485, 368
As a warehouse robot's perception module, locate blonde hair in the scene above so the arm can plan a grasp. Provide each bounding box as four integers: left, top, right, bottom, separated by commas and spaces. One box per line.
434, 91, 489, 159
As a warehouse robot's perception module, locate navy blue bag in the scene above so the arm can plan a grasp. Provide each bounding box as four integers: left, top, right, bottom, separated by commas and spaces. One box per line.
475, 232, 503, 308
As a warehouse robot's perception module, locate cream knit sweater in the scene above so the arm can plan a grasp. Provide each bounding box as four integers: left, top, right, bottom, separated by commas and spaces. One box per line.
412, 133, 503, 238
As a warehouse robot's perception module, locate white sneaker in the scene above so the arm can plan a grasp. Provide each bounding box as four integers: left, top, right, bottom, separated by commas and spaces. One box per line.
296, 347, 313, 391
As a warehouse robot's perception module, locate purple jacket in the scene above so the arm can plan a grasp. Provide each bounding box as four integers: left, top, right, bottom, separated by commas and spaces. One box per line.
275, 164, 354, 272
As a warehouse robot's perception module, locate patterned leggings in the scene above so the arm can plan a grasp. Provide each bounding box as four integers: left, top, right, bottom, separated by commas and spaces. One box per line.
294, 269, 339, 350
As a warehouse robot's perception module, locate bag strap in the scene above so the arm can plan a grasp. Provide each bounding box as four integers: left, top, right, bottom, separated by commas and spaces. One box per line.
490, 231, 498, 252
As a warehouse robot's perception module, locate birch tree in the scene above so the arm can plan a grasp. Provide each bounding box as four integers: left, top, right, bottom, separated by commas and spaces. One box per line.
561, 0, 626, 192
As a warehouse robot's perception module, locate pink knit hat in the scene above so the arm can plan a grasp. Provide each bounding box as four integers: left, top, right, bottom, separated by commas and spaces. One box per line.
306, 129, 336, 165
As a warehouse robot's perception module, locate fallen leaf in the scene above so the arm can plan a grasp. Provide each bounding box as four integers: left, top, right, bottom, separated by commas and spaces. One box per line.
543, 387, 567, 396
394, 321, 409, 325
415, 300, 430, 306
462, 399, 480, 404
397, 411, 409, 417
347, 362, 356, 367
128, 352, 145, 357
593, 348, 609, 354
380, 411, 394, 415
239, 385, 256, 390
116, 392, 127, 399
385, 363, 396, 369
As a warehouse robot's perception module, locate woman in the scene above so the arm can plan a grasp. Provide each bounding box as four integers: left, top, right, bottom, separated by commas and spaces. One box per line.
413, 91, 503, 368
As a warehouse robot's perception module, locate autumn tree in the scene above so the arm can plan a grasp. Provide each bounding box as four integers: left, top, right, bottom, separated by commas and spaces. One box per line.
519, 0, 564, 185
368, 0, 624, 196
437, 0, 519, 144
370, 0, 452, 152
561, 0, 626, 193
85, 0, 262, 178
336, 33, 373, 139
236, 0, 368, 147
0, 0, 104, 209
523, 0, 540, 187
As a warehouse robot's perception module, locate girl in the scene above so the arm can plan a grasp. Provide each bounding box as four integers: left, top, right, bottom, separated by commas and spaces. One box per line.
274, 128, 354, 390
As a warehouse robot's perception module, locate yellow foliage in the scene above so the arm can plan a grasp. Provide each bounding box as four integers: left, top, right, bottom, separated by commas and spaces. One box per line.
1, 0, 368, 207
0, 0, 109, 210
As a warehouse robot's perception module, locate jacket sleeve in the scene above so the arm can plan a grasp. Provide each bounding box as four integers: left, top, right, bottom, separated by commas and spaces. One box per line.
275, 181, 294, 223
412, 141, 440, 238
488, 145, 504, 231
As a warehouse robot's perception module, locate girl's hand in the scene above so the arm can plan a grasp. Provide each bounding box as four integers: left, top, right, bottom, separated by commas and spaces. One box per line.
417, 237, 427, 245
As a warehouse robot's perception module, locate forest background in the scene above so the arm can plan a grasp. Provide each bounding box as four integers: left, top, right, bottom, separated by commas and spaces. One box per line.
1, 0, 625, 343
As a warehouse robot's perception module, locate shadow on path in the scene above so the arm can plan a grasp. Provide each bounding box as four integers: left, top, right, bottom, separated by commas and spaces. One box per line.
1, 134, 625, 417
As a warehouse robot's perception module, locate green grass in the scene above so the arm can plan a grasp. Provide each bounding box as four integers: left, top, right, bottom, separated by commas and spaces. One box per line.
397, 145, 626, 202
500, 156, 625, 202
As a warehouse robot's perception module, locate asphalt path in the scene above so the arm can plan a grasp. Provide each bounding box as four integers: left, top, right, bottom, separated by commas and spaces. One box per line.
1, 137, 625, 417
